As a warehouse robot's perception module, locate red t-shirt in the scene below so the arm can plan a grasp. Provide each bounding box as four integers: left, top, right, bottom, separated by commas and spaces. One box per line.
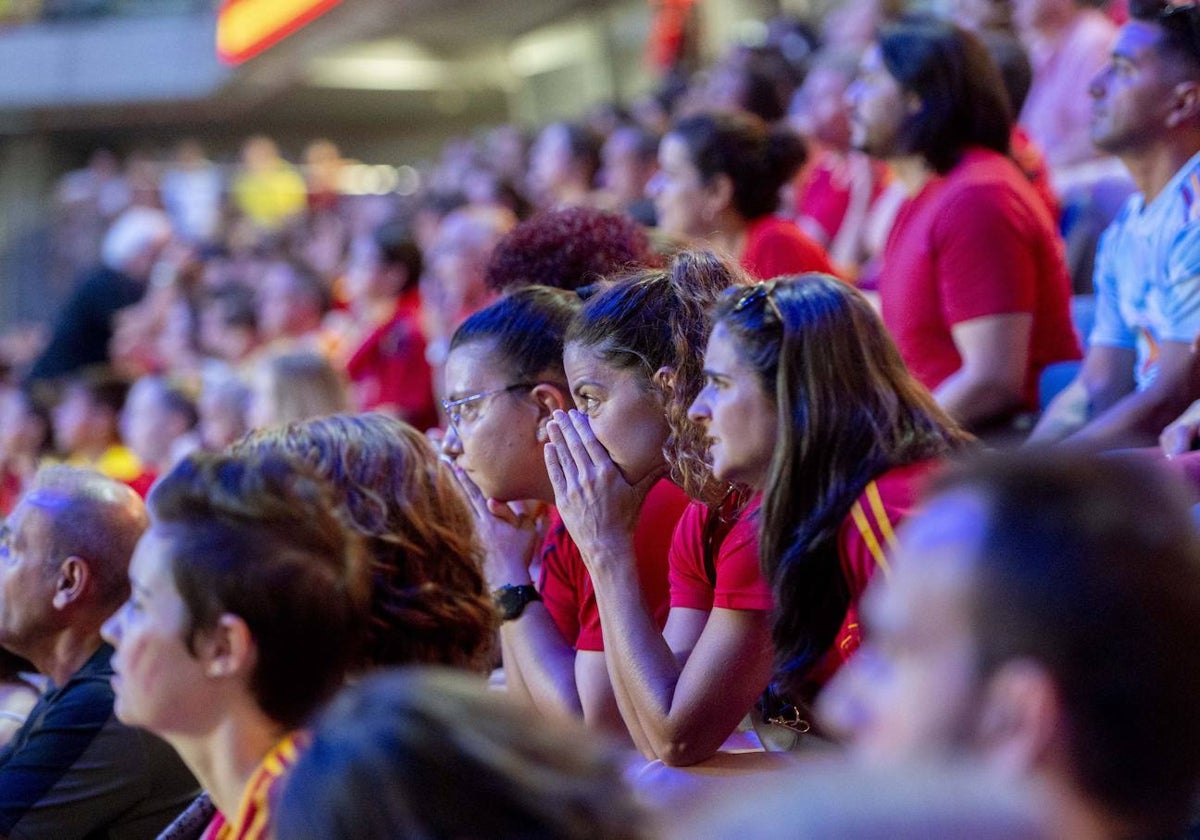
806, 459, 942, 686
740, 215, 836, 281
539, 479, 691, 652
879, 147, 1080, 410
669, 496, 772, 612
344, 289, 438, 431
793, 151, 889, 247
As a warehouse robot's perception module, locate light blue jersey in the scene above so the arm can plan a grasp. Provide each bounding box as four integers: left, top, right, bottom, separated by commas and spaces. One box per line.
1090, 151, 1200, 390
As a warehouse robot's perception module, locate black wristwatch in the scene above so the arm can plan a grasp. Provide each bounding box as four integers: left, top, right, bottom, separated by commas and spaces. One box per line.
492, 584, 541, 622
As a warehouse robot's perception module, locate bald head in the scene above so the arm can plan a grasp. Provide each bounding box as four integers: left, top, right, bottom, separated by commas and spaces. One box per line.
25, 466, 148, 612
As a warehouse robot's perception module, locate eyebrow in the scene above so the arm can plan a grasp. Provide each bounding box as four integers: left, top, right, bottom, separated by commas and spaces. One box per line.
702, 368, 731, 380
571, 379, 603, 395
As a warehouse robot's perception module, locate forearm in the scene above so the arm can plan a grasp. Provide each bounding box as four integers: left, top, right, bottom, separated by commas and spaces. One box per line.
1067, 383, 1195, 450
1028, 379, 1089, 444
586, 548, 682, 759
934, 368, 1024, 429
498, 605, 584, 719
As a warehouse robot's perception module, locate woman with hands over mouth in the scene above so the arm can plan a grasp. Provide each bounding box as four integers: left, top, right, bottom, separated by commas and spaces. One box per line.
544, 250, 767, 768
441, 286, 688, 742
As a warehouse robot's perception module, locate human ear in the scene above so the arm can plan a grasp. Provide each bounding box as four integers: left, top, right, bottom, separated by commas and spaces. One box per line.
977, 659, 1062, 778
51, 556, 90, 611
202, 614, 256, 681
1166, 81, 1200, 129
705, 173, 736, 218
531, 383, 570, 442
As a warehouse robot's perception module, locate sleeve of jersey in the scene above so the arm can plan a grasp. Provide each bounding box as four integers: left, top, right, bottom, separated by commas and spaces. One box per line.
668, 503, 716, 611
1157, 221, 1200, 345
536, 522, 583, 649
0, 682, 144, 839
1088, 214, 1138, 349
712, 511, 772, 611
935, 184, 1039, 326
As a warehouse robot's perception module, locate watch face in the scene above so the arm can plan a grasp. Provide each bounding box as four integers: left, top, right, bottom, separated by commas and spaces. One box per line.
494, 585, 539, 620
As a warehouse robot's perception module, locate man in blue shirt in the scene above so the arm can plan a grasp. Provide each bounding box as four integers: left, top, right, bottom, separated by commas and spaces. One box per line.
1030, 0, 1200, 448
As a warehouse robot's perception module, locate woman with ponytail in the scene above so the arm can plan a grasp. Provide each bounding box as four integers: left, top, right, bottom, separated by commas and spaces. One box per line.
546, 250, 776, 767
648, 111, 835, 280
689, 275, 972, 725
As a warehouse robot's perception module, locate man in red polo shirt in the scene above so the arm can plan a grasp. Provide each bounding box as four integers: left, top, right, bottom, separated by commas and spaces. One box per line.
847, 15, 1080, 435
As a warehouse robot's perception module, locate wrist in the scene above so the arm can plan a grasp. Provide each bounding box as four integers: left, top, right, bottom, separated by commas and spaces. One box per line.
485, 558, 534, 591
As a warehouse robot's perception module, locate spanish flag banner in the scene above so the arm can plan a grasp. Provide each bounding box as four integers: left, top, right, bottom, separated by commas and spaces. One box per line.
217, 0, 342, 65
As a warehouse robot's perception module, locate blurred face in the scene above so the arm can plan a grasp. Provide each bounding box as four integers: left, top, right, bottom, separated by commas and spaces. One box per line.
818, 490, 986, 765
600, 130, 653, 208
647, 133, 711, 238
687, 323, 777, 489
441, 340, 553, 502
528, 125, 572, 204
198, 389, 247, 452
790, 65, 854, 150
0, 499, 56, 657
0, 391, 45, 461
257, 265, 316, 341
102, 528, 217, 737
846, 44, 911, 160
120, 381, 173, 469
52, 388, 93, 455
563, 342, 670, 486
1089, 23, 1181, 156
247, 364, 278, 431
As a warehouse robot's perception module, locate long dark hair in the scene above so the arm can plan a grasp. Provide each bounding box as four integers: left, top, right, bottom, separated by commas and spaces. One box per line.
713, 275, 972, 700
880, 14, 1012, 174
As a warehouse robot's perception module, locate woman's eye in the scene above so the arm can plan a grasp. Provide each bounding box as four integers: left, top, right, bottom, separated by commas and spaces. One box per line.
577, 394, 599, 414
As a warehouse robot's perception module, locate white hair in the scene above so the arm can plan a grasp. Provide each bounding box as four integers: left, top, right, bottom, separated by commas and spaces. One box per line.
101, 206, 171, 271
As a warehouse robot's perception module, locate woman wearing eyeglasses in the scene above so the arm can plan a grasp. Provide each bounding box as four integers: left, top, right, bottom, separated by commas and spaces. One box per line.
548, 274, 972, 758
441, 286, 689, 742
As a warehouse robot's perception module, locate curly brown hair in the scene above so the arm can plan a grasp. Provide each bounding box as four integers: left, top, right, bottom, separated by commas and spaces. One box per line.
565, 250, 744, 504
485, 206, 657, 292
234, 413, 496, 672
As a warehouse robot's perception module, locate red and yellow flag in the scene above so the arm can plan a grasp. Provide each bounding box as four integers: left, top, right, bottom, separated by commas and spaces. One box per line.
217, 0, 342, 65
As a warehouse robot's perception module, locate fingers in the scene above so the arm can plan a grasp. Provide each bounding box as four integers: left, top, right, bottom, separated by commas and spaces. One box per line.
544, 441, 569, 502
1162, 423, 1194, 459
563, 410, 614, 469
548, 409, 594, 473
445, 458, 489, 516
486, 498, 521, 526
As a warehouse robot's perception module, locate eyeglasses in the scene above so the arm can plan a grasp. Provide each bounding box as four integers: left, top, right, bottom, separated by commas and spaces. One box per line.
441, 382, 539, 430
732, 282, 783, 321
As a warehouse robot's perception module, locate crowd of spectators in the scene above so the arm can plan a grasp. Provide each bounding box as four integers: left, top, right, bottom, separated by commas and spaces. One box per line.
1, 0, 1200, 837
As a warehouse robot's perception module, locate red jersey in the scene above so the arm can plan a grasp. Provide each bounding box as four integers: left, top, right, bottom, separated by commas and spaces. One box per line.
344, 289, 438, 431
879, 148, 1080, 410
740, 215, 836, 281
669, 496, 772, 612
538, 479, 690, 652
806, 459, 942, 686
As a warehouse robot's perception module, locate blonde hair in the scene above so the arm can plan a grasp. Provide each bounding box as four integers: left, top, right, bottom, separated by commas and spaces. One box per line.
255, 350, 349, 427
